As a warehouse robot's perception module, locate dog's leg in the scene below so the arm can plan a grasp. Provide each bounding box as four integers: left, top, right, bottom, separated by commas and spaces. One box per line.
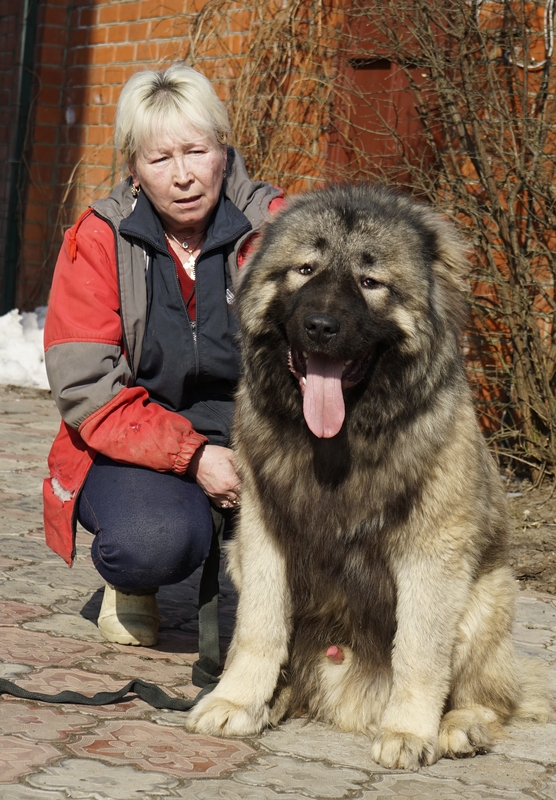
371, 553, 471, 770
439, 566, 550, 758
186, 492, 291, 737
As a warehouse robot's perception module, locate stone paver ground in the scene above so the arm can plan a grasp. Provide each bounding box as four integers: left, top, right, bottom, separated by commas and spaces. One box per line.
1, 384, 555, 799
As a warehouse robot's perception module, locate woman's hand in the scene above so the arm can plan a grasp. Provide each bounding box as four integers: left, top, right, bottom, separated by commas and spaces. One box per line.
186, 444, 241, 509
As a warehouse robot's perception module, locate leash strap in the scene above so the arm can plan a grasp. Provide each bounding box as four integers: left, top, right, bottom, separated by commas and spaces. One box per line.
0, 677, 215, 710
0, 509, 226, 712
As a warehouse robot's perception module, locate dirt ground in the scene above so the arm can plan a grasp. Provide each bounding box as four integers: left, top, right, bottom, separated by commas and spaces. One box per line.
507, 480, 556, 595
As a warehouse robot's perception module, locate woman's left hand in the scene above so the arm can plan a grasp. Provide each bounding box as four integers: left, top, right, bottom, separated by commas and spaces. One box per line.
186, 444, 241, 509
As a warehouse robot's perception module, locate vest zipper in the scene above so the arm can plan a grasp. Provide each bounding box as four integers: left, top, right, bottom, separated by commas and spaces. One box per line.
172, 261, 200, 379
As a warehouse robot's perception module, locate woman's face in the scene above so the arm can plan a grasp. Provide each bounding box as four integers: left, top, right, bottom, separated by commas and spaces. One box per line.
129, 124, 227, 236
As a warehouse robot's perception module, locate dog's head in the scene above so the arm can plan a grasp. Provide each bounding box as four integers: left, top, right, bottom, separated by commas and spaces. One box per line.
236, 184, 469, 438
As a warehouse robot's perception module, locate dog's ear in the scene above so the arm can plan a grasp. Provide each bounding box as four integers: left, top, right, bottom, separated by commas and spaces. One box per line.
426, 212, 470, 329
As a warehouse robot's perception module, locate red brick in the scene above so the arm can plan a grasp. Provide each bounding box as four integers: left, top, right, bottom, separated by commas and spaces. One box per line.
35, 104, 63, 125
90, 44, 116, 65
150, 16, 182, 39
33, 123, 59, 144
68, 25, 89, 48
37, 85, 62, 106
37, 64, 65, 86
65, 65, 89, 88
17, 241, 44, 264
145, 0, 186, 13
86, 66, 107, 85
157, 40, 182, 61
97, 4, 120, 24
86, 124, 112, 146
30, 142, 56, 164
81, 164, 113, 186
25, 201, 51, 223
36, 43, 66, 66
104, 65, 126, 84
107, 23, 129, 43
100, 105, 117, 126
29, 167, 55, 189
22, 222, 46, 243
41, 24, 69, 46
85, 86, 112, 107
68, 46, 90, 67
89, 25, 108, 45
66, 123, 86, 144
78, 5, 97, 26
114, 43, 135, 62
79, 104, 100, 125
42, 4, 68, 26
135, 41, 158, 61
128, 20, 149, 40
56, 164, 78, 183
118, 1, 142, 22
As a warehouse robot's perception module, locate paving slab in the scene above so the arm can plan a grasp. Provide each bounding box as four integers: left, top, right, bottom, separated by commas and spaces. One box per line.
1, 385, 555, 799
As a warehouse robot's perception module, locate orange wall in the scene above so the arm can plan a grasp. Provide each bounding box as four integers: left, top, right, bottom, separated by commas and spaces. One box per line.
16, 0, 208, 308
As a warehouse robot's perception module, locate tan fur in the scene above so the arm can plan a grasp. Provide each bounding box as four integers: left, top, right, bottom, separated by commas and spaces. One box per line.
186, 186, 551, 768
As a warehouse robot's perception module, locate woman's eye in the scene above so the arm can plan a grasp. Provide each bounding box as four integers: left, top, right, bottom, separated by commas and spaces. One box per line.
361, 277, 383, 289
298, 265, 314, 276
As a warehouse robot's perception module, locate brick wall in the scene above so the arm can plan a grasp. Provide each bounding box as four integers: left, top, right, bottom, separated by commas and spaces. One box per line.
10, 0, 209, 309
3, 0, 350, 309
2, 0, 354, 309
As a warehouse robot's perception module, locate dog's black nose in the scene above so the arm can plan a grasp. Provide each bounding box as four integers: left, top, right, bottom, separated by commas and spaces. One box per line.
304, 313, 340, 344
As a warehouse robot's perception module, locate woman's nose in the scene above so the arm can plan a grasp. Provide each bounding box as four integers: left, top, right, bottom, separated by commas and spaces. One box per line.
174, 157, 193, 184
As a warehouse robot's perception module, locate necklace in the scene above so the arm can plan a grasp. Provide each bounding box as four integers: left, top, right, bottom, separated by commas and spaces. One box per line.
164, 231, 205, 280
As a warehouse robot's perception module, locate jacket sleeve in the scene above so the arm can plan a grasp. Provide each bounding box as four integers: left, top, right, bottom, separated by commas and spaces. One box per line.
44, 211, 207, 473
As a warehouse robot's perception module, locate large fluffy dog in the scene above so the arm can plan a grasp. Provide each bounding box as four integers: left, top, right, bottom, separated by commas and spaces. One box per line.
187, 185, 550, 768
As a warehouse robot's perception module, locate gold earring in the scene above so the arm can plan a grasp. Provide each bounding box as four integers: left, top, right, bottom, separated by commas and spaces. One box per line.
131, 184, 141, 197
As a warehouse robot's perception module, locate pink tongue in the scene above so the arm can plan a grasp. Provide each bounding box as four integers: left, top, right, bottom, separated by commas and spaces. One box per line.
303, 353, 345, 438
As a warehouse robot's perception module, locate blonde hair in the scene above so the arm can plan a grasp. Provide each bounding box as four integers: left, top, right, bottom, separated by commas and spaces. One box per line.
114, 64, 230, 165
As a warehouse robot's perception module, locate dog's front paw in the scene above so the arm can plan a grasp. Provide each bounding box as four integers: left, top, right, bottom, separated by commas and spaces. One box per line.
371, 729, 439, 770
185, 692, 269, 738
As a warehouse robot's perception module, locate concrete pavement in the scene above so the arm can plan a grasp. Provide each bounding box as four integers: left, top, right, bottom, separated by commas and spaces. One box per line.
1, 384, 555, 799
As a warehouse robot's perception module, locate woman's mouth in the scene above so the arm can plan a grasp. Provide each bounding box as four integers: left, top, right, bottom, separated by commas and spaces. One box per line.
175, 195, 202, 206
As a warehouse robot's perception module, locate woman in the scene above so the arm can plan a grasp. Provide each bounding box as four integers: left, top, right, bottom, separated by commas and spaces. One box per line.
43, 64, 284, 646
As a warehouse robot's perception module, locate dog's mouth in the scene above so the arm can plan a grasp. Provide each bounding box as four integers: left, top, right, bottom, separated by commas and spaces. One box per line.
288, 349, 370, 439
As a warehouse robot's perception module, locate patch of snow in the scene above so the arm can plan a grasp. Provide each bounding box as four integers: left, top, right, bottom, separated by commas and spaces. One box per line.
0, 307, 49, 390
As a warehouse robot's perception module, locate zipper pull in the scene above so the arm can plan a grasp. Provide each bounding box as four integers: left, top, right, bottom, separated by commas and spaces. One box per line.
190, 320, 197, 341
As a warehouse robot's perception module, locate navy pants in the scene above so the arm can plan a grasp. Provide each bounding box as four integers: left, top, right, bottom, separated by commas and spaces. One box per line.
77, 455, 215, 592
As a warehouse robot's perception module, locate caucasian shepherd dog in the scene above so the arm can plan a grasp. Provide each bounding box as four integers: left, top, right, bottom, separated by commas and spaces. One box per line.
187, 185, 550, 768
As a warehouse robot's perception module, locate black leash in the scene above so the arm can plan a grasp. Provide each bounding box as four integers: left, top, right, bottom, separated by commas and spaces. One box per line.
0, 508, 226, 712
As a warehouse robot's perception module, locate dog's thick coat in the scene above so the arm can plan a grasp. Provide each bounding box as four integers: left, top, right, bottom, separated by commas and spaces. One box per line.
187, 185, 550, 768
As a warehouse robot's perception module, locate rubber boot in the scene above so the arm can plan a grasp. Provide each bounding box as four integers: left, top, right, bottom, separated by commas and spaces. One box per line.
97, 584, 160, 646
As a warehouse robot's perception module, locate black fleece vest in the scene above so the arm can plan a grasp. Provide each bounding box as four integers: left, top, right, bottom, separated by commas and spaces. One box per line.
119, 190, 251, 446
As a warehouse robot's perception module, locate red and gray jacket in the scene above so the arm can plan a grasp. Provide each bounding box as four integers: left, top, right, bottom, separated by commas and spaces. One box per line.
43, 148, 284, 566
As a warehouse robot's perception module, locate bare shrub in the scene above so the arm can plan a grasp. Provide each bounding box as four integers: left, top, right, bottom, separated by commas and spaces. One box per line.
184, 0, 556, 477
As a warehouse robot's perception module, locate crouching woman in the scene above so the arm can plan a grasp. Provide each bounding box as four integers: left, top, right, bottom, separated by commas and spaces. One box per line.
43, 64, 284, 646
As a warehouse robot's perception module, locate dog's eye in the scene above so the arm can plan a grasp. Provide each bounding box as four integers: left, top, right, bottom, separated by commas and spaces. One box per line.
298, 265, 314, 276
361, 277, 383, 290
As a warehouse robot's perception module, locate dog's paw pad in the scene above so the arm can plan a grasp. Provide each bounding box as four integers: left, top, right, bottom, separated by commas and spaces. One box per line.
371, 729, 438, 770
185, 694, 268, 738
